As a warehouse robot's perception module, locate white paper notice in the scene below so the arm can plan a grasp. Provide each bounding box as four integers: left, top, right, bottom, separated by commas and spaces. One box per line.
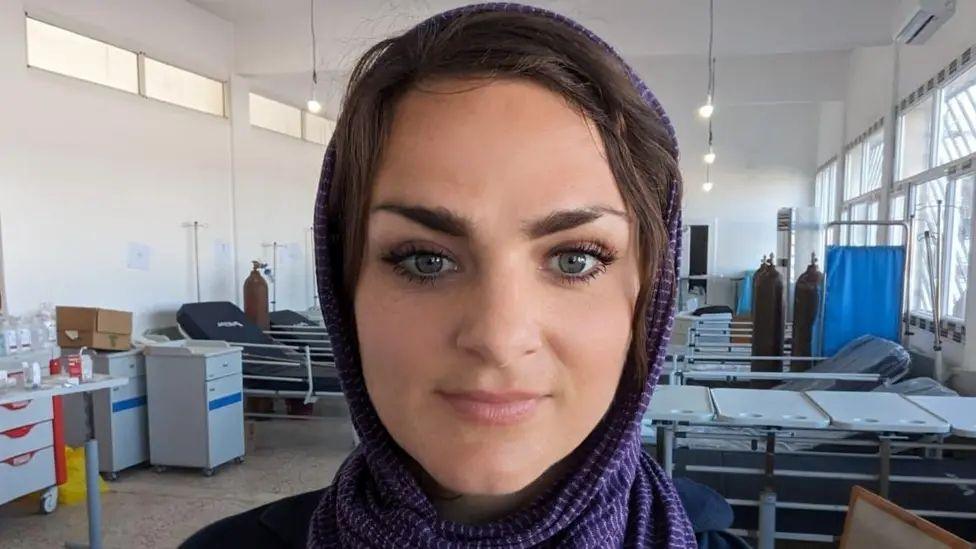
126, 242, 151, 271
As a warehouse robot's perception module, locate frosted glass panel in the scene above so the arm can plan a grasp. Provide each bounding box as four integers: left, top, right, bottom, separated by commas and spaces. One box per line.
897, 97, 934, 180
144, 57, 224, 116
303, 113, 335, 145
26, 18, 137, 93
250, 93, 301, 138
938, 65, 976, 165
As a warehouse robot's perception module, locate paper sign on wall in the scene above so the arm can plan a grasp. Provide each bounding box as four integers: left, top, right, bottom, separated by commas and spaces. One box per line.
126, 242, 151, 271
214, 239, 232, 264
287, 242, 303, 262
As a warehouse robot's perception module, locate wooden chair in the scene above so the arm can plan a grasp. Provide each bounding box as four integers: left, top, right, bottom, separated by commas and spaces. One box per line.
840, 485, 972, 549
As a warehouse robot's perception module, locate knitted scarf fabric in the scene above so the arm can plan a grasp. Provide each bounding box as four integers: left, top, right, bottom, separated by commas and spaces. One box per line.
308, 3, 694, 547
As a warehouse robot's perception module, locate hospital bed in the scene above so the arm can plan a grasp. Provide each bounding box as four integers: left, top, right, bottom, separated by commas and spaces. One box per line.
644, 385, 976, 548
176, 302, 342, 419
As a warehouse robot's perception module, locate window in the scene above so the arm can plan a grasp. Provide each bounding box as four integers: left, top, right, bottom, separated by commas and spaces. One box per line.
866, 199, 880, 245
25, 17, 138, 93
143, 57, 224, 116
837, 207, 850, 245
897, 96, 935, 179
303, 112, 335, 145
908, 174, 973, 320
946, 174, 973, 318
815, 161, 837, 226
844, 145, 864, 200
889, 194, 907, 245
938, 65, 976, 165
249, 93, 301, 138
910, 177, 948, 314
862, 130, 885, 193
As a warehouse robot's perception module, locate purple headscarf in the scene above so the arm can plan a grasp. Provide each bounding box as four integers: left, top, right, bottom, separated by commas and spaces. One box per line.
309, 3, 694, 547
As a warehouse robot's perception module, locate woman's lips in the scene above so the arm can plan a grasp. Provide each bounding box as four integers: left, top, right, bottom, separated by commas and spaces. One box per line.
436, 390, 546, 426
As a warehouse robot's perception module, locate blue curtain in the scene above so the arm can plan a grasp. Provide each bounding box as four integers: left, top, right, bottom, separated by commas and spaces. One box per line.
822, 246, 905, 356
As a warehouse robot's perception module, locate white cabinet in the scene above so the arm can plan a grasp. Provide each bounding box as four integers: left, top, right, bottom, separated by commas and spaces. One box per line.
144, 341, 244, 476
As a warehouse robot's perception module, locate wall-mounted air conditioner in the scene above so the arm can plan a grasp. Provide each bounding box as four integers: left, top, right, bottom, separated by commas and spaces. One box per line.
895, 0, 956, 45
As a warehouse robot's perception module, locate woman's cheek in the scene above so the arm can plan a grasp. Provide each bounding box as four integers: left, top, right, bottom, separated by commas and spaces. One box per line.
545, 287, 631, 414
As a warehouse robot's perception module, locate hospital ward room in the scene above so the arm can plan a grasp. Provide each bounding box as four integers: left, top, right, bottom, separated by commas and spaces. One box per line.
2, 1, 976, 547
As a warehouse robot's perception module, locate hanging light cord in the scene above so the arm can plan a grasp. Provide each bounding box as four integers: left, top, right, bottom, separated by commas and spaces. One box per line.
707, 0, 714, 100
707, 0, 715, 151
310, 0, 318, 87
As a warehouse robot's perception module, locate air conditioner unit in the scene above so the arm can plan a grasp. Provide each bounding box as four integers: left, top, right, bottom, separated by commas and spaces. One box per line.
895, 0, 956, 45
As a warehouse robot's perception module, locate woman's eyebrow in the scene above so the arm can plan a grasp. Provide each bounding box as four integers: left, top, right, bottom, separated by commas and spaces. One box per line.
524, 206, 628, 239
371, 203, 627, 239
372, 203, 470, 237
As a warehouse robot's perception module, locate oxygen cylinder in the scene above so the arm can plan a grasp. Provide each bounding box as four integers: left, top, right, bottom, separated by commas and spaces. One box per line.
791, 254, 823, 367
751, 254, 784, 387
750, 255, 769, 317
243, 261, 270, 331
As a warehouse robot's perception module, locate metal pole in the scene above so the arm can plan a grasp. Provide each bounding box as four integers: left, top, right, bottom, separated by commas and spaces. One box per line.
83, 392, 102, 549
757, 431, 777, 549
193, 222, 201, 302
879, 436, 892, 499
933, 201, 944, 382
904, 215, 916, 339
271, 241, 279, 312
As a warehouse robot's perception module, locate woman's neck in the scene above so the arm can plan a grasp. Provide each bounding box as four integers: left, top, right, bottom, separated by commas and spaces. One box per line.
416, 462, 567, 525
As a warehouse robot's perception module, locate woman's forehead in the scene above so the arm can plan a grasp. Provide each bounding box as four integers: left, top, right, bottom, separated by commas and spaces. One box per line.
371, 78, 626, 222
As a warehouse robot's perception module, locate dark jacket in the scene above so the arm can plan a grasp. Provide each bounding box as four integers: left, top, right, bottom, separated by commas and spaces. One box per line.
181, 488, 323, 548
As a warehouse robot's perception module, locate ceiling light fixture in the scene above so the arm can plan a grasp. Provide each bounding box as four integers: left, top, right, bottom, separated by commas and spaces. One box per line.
704, 148, 716, 164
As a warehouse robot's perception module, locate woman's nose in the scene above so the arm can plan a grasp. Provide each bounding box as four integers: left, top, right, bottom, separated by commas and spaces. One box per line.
454, 268, 543, 368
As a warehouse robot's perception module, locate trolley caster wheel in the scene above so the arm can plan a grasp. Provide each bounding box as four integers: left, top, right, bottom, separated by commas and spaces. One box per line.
104, 472, 119, 482
153, 465, 168, 474
40, 486, 58, 514
234, 456, 245, 465
202, 468, 215, 477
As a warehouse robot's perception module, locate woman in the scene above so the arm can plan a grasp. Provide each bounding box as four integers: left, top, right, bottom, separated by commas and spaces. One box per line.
185, 3, 695, 547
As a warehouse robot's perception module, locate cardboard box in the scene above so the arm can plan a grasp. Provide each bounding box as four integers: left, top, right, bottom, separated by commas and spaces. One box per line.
56, 307, 132, 351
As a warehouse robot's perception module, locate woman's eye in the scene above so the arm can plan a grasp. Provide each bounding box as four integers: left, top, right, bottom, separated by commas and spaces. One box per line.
550, 251, 601, 277
398, 253, 457, 278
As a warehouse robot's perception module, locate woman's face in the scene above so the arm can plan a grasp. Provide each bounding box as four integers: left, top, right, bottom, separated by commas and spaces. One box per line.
355, 78, 641, 496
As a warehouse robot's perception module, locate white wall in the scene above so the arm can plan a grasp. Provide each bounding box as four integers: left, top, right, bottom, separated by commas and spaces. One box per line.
817, 101, 845, 166
0, 0, 325, 334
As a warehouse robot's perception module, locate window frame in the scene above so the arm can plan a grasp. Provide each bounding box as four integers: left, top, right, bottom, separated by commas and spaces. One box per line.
23, 14, 229, 118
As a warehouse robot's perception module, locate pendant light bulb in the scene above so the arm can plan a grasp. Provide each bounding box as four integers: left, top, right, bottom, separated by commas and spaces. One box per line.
307, 98, 322, 114
702, 181, 714, 193
698, 96, 714, 119
704, 149, 716, 164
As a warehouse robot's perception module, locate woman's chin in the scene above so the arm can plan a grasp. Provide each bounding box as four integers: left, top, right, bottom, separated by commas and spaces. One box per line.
421, 449, 549, 496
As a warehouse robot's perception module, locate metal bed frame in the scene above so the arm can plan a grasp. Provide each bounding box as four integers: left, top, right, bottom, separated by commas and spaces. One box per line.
228, 322, 344, 421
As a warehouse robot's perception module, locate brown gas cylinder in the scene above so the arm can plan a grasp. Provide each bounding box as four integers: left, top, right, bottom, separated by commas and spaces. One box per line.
791, 254, 824, 367
751, 254, 784, 387
243, 261, 270, 330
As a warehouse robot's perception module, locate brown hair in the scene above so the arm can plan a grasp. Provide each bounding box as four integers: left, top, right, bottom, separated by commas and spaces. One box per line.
324, 10, 681, 387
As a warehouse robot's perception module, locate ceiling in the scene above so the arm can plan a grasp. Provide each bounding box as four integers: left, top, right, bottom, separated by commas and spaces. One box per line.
189, 0, 902, 116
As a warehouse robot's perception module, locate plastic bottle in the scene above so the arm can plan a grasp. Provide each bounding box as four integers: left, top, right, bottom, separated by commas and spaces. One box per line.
39, 303, 57, 348
30, 313, 45, 351
16, 316, 33, 355
0, 315, 18, 356
0, 318, 7, 358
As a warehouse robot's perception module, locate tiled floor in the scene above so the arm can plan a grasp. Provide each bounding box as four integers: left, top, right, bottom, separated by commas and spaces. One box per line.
0, 405, 354, 548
